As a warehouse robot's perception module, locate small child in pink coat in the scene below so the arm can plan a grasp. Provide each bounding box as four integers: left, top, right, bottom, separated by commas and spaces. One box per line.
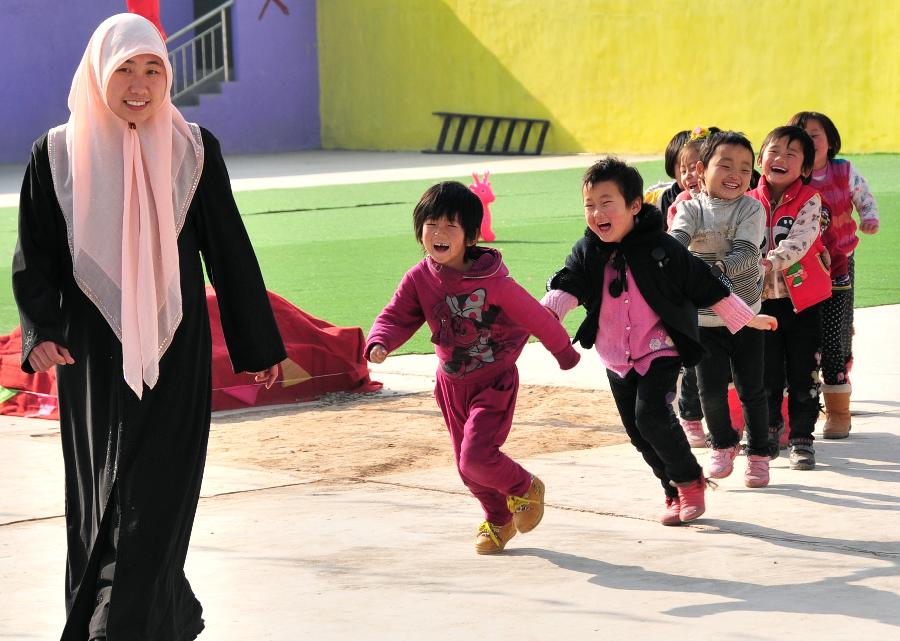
366, 181, 580, 555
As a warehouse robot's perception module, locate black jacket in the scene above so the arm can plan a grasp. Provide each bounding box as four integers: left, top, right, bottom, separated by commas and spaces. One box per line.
657, 182, 683, 219
547, 204, 732, 367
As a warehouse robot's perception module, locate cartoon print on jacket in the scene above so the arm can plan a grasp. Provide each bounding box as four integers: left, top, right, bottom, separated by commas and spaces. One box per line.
772, 215, 795, 246
432, 288, 502, 375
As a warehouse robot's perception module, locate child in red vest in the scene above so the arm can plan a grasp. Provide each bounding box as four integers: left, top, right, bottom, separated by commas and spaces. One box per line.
747, 126, 830, 471
788, 111, 880, 440
367, 182, 579, 555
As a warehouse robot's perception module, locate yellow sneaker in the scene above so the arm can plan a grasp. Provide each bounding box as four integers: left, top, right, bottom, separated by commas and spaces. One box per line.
474, 520, 517, 555
507, 475, 545, 533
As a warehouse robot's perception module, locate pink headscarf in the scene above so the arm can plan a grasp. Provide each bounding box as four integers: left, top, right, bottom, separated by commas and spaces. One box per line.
47, 13, 203, 398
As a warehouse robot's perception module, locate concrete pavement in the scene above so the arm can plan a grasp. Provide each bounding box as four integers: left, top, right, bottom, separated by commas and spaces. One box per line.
1, 303, 898, 640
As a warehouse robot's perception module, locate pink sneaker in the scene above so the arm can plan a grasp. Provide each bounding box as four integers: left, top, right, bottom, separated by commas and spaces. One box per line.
745, 455, 770, 488
670, 477, 706, 522
706, 445, 739, 479
680, 418, 707, 448
661, 496, 681, 526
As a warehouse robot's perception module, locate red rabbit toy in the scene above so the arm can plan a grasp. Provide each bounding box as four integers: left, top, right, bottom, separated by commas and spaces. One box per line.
469, 171, 496, 242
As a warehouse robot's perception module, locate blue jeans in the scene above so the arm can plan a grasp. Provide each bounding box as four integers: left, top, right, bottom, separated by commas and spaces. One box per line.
695, 325, 769, 456
607, 356, 703, 499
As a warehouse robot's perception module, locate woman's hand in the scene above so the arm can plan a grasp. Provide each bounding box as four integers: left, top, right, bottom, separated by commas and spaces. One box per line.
251, 364, 280, 389
28, 341, 75, 372
747, 314, 778, 331
369, 344, 388, 364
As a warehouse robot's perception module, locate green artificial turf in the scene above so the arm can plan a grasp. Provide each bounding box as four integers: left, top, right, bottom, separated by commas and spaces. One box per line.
0, 155, 897, 355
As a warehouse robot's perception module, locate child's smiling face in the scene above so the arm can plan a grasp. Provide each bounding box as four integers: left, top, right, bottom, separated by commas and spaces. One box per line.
421, 215, 474, 271
802, 119, 831, 171
678, 147, 702, 194
699, 143, 754, 200
583, 180, 642, 243
760, 137, 807, 193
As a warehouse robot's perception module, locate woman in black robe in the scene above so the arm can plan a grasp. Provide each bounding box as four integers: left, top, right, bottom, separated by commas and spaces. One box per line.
12, 14, 285, 641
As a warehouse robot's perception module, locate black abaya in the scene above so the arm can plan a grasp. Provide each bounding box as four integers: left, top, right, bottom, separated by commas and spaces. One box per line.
12, 127, 286, 641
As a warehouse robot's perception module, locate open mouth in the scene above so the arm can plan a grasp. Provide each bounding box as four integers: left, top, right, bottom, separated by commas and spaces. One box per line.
686, 180, 699, 191
722, 180, 741, 190
769, 165, 788, 175
432, 242, 450, 254
597, 222, 612, 233
125, 100, 149, 110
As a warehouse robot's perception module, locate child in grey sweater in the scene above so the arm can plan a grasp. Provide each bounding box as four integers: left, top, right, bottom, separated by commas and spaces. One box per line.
670, 131, 772, 488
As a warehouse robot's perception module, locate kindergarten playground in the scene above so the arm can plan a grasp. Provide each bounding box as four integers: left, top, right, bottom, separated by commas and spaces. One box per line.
2, 148, 900, 640
1, 1, 900, 639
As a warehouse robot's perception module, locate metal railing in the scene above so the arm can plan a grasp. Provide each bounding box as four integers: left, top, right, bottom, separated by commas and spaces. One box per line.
166, 0, 234, 102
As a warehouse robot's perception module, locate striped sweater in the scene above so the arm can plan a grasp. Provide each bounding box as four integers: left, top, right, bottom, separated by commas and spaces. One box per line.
670, 192, 765, 326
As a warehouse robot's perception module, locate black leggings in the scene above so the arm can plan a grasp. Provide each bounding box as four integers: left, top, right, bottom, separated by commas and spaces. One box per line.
607, 357, 702, 498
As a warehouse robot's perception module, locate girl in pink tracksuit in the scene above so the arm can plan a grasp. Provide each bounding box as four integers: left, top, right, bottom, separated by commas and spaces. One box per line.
366, 181, 580, 555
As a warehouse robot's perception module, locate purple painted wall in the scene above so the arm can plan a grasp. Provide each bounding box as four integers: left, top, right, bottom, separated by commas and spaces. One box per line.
0, 0, 319, 163
178, 0, 321, 154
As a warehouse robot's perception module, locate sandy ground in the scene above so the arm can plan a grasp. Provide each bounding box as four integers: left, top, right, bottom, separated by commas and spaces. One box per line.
207, 385, 627, 482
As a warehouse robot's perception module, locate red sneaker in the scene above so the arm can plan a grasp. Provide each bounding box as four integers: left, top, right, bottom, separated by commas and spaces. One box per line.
671, 476, 706, 523
661, 496, 681, 526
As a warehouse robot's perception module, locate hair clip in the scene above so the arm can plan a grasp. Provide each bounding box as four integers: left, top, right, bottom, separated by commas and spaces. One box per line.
688, 126, 710, 141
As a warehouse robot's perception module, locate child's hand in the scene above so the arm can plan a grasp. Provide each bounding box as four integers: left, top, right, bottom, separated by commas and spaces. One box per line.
747, 314, 778, 331
821, 246, 831, 270
369, 344, 388, 364
860, 220, 879, 234
761, 258, 773, 274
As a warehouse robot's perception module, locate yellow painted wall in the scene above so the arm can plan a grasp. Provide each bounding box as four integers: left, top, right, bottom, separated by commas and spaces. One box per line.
318, 0, 900, 153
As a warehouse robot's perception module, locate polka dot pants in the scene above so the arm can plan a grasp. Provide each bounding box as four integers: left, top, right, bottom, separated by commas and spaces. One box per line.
821, 256, 854, 387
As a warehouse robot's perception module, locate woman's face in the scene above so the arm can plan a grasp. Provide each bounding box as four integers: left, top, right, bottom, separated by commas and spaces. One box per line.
105, 53, 167, 125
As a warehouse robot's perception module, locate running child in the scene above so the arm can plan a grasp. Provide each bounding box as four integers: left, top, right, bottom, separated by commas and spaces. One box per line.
542, 158, 775, 525
367, 181, 580, 555
748, 126, 831, 470
670, 131, 771, 487
788, 111, 880, 439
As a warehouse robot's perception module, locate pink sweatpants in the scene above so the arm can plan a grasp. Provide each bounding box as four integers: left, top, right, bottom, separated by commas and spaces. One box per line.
434, 366, 533, 524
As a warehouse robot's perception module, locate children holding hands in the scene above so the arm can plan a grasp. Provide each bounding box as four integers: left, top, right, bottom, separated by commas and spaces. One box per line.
366, 116, 873, 544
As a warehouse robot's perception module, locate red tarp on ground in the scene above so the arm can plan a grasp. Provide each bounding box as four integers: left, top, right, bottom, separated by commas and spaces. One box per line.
0, 288, 381, 420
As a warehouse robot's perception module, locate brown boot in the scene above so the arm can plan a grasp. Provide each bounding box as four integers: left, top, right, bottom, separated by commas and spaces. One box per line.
474, 520, 516, 555
507, 476, 545, 533
823, 391, 851, 439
